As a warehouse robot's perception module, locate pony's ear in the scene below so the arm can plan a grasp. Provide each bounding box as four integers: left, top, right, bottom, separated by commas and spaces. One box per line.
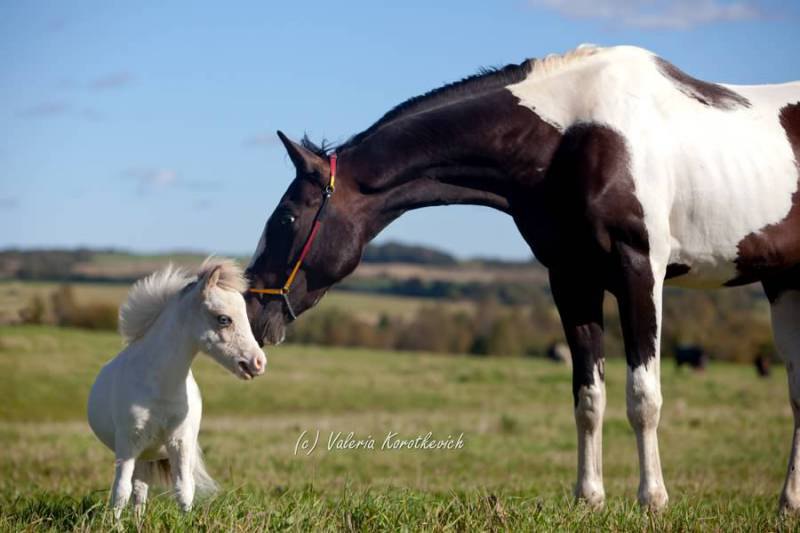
202, 265, 222, 295
276, 130, 328, 178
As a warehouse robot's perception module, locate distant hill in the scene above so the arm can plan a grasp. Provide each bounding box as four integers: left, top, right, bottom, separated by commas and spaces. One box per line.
0, 243, 536, 283
362, 241, 457, 265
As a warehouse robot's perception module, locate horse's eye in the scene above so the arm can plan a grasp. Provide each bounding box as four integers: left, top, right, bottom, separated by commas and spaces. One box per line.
280, 213, 297, 226
217, 315, 232, 327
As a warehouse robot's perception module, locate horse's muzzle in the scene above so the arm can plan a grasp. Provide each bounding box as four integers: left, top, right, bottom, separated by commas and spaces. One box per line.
246, 297, 287, 347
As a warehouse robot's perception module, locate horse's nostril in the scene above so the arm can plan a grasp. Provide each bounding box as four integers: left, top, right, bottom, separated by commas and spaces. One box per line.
253, 357, 263, 370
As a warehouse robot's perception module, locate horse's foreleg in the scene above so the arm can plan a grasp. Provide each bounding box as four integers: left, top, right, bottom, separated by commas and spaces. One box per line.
551, 269, 606, 508
615, 244, 668, 511
765, 287, 800, 513
110, 454, 136, 520
167, 435, 196, 512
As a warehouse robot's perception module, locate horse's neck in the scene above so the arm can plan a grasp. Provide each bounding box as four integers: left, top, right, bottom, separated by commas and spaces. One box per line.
340, 88, 557, 239
133, 295, 199, 394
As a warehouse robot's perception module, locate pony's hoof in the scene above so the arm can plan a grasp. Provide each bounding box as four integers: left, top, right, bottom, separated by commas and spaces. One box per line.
575, 484, 605, 510
638, 487, 668, 512
779, 495, 800, 515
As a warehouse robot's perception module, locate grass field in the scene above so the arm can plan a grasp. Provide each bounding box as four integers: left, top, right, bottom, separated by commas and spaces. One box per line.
1, 324, 798, 531
0, 281, 471, 325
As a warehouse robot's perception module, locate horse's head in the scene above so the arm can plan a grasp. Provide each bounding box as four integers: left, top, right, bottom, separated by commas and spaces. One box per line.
194, 260, 267, 380
245, 132, 368, 345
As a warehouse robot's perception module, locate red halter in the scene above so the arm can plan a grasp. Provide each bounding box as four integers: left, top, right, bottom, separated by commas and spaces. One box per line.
248, 154, 337, 320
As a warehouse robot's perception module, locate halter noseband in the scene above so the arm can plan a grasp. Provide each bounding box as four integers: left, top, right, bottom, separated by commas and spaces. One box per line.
248, 154, 337, 321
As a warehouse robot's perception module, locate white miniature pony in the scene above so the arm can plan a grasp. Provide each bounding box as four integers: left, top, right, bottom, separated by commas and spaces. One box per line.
87, 259, 266, 517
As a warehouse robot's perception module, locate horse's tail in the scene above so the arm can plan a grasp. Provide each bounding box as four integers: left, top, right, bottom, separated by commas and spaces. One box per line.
137, 446, 218, 497
136, 458, 172, 487
192, 445, 218, 497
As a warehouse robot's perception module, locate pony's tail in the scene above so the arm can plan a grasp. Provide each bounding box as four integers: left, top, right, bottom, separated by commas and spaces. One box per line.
136, 447, 218, 498
192, 446, 218, 497
136, 458, 172, 487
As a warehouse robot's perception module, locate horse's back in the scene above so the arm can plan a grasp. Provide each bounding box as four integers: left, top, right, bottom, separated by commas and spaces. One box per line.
508, 45, 800, 286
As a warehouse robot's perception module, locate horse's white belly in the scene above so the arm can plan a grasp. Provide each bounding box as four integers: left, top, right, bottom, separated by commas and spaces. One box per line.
658, 107, 797, 286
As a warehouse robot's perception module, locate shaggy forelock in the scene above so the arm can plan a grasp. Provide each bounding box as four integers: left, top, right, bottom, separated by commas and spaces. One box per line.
197, 257, 248, 294
118, 257, 249, 343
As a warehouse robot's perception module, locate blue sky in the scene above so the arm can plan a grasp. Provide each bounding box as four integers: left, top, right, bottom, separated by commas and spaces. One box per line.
1, 0, 798, 260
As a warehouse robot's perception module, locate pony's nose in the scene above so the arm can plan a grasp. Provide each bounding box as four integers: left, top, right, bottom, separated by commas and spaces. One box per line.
251, 353, 266, 375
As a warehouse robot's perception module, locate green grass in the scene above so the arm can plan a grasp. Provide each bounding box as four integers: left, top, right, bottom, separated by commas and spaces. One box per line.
0, 325, 797, 531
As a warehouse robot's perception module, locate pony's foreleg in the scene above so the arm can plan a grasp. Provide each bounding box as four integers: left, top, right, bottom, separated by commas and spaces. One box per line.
110, 454, 136, 520
131, 460, 149, 519
765, 287, 800, 513
615, 244, 668, 511
551, 269, 606, 508
167, 435, 196, 512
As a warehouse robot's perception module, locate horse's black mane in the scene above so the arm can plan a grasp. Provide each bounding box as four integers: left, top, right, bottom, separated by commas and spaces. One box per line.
302, 58, 535, 156
300, 135, 334, 159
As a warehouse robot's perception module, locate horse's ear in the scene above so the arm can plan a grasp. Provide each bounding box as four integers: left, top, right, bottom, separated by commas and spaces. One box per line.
202, 265, 222, 295
276, 130, 327, 177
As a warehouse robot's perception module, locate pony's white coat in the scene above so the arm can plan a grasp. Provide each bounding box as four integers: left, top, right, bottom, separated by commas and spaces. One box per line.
87, 259, 265, 516
506, 45, 800, 510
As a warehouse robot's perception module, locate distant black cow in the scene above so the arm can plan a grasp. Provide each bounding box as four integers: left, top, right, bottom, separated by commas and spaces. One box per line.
755, 353, 772, 378
675, 345, 708, 371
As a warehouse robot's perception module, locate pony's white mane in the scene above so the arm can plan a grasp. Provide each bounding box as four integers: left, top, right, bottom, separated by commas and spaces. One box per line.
118, 258, 248, 343
530, 44, 603, 78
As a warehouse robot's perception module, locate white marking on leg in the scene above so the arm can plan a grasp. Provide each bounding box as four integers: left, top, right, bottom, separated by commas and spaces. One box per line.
575, 361, 606, 508
627, 271, 668, 511
770, 291, 800, 512
627, 363, 667, 510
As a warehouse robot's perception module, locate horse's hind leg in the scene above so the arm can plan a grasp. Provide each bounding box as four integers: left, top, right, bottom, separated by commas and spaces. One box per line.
550, 269, 606, 508
765, 283, 800, 512
167, 435, 196, 512
131, 460, 149, 518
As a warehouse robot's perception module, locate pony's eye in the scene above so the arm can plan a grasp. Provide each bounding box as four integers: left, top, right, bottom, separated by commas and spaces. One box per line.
280, 213, 297, 226
217, 315, 232, 327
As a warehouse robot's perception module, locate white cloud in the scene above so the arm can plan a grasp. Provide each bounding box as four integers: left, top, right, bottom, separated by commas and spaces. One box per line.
243, 132, 278, 149
16, 101, 71, 118
123, 168, 221, 194
90, 72, 134, 90
530, 0, 763, 29
16, 101, 104, 121
0, 196, 19, 210
124, 168, 178, 192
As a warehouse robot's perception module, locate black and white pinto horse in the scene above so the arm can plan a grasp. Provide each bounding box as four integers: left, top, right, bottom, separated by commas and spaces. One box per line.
245, 45, 800, 511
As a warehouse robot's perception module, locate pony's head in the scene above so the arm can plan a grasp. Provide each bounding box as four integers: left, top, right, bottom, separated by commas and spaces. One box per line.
245, 132, 367, 345
193, 259, 267, 379
119, 259, 266, 378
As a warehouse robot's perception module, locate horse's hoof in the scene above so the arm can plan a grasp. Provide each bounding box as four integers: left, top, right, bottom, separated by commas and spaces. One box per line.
575, 484, 605, 510
779, 495, 800, 515
638, 487, 668, 512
